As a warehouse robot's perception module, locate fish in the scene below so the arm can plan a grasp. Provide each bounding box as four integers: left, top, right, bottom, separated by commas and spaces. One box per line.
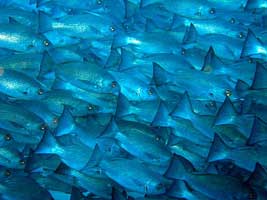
0, 8, 38, 28
167, 180, 213, 200
109, 70, 157, 101
101, 118, 171, 166
36, 0, 100, 10
53, 61, 119, 94
99, 157, 171, 197
152, 101, 212, 145
0, 175, 53, 200
51, 80, 118, 114
0, 101, 46, 134
0, 147, 23, 169
0, 68, 48, 100
142, 0, 217, 20
112, 31, 183, 55
208, 134, 267, 171
165, 154, 253, 199
0, 23, 50, 52
214, 97, 255, 138
172, 16, 248, 39
115, 93, 160, 124
39, 11, 117, 39
56, 163, 113, 199
0, 53, 43, 77
35, 131, 94, 170
182, 24, 244, 60
153, 63, 236, 102
202, 47, 256, 85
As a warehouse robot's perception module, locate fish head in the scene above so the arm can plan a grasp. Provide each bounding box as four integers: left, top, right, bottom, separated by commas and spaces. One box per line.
31, 35, 52, 52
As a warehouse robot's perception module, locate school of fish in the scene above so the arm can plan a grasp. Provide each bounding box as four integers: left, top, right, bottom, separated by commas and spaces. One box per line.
0, 0, 266, 199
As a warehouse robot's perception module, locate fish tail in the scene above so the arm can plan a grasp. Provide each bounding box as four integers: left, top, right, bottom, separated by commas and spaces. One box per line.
170, 91, 194, 120
207, 134, 230, 162
38, 11, 53, 33
35, 131, 60, 154
251, 62, 267, 89
55, 106, 76, 136
165, 154, 192, 180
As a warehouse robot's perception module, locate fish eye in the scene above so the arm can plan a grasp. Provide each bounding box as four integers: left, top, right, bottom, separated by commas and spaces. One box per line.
53, 117, 58, 124
248, 58, 253, 63
156, 183, 164, 190
4, 169, 11, 176
209, 8, 216, 14
43, 40, 49, 46
22, 91, 28, 95
40, 124, 47, 131
111, 81, 117, 88
109, 26, 115, 32
88, 104, 95, 110
38, 88, 44, 95
4, 134, 12, 141
230, 18, 235, 24
147, 88, 153, 95
19, 159, 25, 165
96, 0, 102, 5
238, 32, 244, 38
181, 48, 186, 55
225, 89, 232, 97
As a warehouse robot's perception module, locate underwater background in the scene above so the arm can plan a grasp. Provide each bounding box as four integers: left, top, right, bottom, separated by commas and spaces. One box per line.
0, 0, 266, 199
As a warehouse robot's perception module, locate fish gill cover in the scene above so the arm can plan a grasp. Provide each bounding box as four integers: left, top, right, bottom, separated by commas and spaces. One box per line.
0, 0, 266, 199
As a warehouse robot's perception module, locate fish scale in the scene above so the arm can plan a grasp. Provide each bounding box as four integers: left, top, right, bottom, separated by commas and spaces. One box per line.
0, 0, 266, 199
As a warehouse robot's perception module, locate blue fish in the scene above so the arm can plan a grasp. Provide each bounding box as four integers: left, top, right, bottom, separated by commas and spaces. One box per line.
35, 131, 94, 170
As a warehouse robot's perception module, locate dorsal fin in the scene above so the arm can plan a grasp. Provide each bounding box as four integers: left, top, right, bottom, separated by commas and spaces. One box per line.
55, 106, 76, 136
119, 48, 135, 71
235, 79, 250, 91
241, 29, 266, 58
151, 101, 171, 127
201, 46, 225, 73
208, 134, 230, 162
99, 116, 120, 138
145, 18, 158, 32
115, 93, 132, 119
247, 117, 267, 145
170, 91, 194, 120
214, 97, 237, 126
152, 62, 171, 85
183, 23, 198, 44
251, 62, 267, 89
